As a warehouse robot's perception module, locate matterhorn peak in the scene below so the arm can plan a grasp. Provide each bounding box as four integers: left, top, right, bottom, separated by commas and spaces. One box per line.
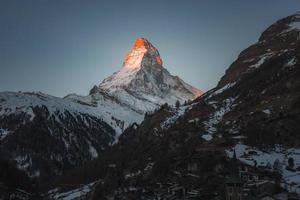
123, 37, 163, 69
98, 37, 203, 113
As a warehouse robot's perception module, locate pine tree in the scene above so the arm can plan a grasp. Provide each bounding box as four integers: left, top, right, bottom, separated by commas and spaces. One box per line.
273, 159, 282, 173
233, 149, 237, 160
273, 159, 283, 186
175, 100, 180, 109
288, 157, 295, 169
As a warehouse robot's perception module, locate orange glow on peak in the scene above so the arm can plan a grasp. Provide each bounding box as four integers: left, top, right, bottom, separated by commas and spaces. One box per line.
134, 38, 146, 49
122, 38, 163, 68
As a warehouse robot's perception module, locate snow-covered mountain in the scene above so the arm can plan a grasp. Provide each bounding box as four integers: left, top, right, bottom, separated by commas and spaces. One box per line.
0, 38, 202, 179
95, 37, 203, 113
64, 38, 202, 134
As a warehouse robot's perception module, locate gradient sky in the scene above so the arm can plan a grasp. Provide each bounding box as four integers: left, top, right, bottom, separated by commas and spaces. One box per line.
0, 0, 299, 97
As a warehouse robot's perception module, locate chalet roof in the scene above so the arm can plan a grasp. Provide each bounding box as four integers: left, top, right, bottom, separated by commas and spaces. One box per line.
258, 192, 273, 198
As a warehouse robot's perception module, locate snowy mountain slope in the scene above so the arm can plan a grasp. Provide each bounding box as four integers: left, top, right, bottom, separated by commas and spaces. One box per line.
96, 37, 203, 113
0, 91, 116, 179
64, 92, 144, 135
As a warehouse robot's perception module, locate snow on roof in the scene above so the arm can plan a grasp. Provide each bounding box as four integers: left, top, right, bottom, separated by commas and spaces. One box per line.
201, 134, 213, 141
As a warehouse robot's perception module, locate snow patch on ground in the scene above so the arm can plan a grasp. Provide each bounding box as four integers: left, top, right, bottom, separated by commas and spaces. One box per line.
284, 57, 297, 68
188, 118, 199, 124
160, 104, 194, 130
203, 97, 237, 135
232, 135, 247, 139
207, 82, 236, 99
87, 141, 98, 159
160, 107, 185, 129
243, 58, 255, 63
0, 128, 10, 140
288, 21, 300, 31
15, 155, 31, 171
248, 53, 273, 69
14, 155, 40, 178
125, 170, 142, 179
279, 17, 300, 35
262, 109, 271, 115
124, 161, 155, 180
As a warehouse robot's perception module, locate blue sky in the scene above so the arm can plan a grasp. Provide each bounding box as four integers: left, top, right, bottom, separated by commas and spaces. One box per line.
0, 0, 299, 97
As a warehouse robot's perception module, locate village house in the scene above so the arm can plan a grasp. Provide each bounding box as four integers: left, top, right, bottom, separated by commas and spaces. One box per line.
225, 176, 243, 200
